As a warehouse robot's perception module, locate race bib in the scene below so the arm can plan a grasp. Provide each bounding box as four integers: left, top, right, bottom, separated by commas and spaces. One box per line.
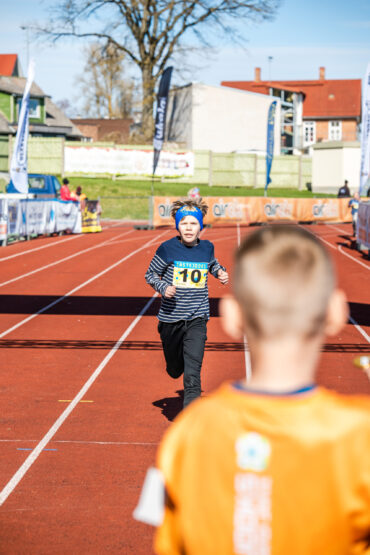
173, 261, 208, 289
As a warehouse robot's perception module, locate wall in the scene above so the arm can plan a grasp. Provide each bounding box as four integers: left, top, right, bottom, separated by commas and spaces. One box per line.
192, 84, 281, 154
312, 141, 360, 193
195, 151, 311, 188
8, 136, 64, 175
0, 92, 11, 121
167, 83, 281, 155
0, 136, 8, 172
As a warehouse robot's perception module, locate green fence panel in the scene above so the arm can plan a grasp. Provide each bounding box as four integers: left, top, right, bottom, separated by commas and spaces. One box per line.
0, 136, 8, 172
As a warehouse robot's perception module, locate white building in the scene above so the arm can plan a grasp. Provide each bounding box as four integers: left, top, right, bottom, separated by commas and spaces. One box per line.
166, 83, 281, 155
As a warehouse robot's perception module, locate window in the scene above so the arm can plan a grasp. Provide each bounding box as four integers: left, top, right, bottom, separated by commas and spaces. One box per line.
303, 121, 316, 146
17, 97, 41, 119
329, 120, 342, 140
28, 176, 46, 190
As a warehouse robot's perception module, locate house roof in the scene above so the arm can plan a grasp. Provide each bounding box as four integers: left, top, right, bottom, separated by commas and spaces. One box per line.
221, 78, 361, 118
45, 98, 83, 138
0, 54, 18, 76
0, 76, 46, 98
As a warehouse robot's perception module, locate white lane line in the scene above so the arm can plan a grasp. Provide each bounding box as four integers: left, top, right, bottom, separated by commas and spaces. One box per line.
237, 223, 252, 381
349, 316, 370, 343
0, 234, 82, 262
0, 439, 159, 446
0, 231, 168, 339
301, 225, 370, 343
0, 292, 159, 507
0, 229, 134, 288
325, 223, 352, 236
338, 245, 370, 270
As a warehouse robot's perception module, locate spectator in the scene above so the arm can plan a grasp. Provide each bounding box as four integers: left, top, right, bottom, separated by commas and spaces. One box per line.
60, 178, 74, 201
337, 179, 350, 198
348, 191, 360, 236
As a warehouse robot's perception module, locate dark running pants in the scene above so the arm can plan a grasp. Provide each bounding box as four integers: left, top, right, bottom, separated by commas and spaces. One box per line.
158, 317, 207, 408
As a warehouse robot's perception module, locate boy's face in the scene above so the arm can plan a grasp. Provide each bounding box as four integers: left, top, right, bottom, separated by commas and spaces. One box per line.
178, 215, 201, 246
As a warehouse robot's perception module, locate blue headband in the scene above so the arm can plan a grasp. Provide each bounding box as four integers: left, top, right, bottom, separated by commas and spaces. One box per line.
175, 207, 203, 230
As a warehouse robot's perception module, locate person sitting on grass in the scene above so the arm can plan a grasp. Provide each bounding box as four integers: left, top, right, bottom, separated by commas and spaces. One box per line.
145, 198, 228, 409
136, 224, 369, 555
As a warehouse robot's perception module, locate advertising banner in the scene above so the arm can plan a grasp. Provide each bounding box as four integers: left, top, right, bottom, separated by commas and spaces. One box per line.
153, 67, 173, 176
81, 200, 102, 233
152, 197, 354, 227
9, 60, 35, 194
55, 200, 81, 234
20, 199, 51, 236
360, 63, 370, 195
0, 200, 7, 242
357, 201, 370, 248
265, 101, 277, 194
64, 146, 194, 177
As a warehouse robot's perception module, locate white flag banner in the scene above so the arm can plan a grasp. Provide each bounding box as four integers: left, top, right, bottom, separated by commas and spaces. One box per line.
10, 59, 35, 194
360, 63, 370, 195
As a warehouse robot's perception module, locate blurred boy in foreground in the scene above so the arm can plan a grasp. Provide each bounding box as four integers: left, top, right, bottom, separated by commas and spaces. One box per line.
135, 225, 369, 554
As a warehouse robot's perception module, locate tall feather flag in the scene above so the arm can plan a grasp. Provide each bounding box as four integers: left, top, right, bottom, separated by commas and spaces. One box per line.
264, 100, 277, 196
152, 67, 173, 176
10, 59, 35, 194
360, 63, 370, 195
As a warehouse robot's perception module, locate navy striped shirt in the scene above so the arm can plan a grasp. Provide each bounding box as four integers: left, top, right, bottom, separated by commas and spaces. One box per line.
145, 236, 225, 322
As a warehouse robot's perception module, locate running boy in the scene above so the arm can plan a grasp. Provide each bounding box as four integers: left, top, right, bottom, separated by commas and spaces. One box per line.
145, 198, 228, 408
138, 224, 369, 554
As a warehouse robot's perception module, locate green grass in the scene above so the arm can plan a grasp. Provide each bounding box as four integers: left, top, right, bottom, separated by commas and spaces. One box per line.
0, 175, 336, 220
64, 176, 335, 220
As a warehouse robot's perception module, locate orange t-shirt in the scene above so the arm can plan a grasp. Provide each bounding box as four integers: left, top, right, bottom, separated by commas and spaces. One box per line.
155, 383, 370, 555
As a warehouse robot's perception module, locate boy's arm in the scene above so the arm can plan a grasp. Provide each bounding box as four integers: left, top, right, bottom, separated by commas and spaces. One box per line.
209, 244, 226, 278
145, 247, 169, 297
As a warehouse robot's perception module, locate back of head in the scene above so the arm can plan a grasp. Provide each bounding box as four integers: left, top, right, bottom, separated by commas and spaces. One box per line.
62, 178, 69, 185
234, 225, 335, 340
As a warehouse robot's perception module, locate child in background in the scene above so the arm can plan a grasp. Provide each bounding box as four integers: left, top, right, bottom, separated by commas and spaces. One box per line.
145, 198, 228, 408
137, 224, 369, 555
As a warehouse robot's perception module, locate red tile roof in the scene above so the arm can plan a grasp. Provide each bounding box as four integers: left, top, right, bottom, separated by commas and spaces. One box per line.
221, 79, 361, 119
0, 54, 18, 76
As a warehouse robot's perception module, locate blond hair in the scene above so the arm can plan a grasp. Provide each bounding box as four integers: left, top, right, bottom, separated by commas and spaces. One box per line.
233, 225, 335, 339
170, 198, 208, 220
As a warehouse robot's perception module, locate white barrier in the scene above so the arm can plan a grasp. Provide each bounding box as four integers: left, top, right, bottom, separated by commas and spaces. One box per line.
357, 201, 370, 250
0, 197, 81, 245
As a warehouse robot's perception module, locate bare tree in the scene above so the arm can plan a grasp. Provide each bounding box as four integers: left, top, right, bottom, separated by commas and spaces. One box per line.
77, 42, 136, 118
36, 0, 280, 141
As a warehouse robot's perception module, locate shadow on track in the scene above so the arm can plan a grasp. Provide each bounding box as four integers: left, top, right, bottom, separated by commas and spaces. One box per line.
152, 390, 184, 422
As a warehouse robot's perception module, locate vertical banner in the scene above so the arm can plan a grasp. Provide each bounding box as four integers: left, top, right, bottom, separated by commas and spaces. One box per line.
152, 67, 173, 176
360, 63, 370, 195
265, 100, 277, 196
10, 59, 35, 194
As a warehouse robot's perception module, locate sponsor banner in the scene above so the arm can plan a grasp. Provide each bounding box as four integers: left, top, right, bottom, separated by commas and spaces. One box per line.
357, 202, 370, 248
55, 200, 81, 234
153, 67, 173, 175
20, 199, 52, 236
65, 146, 194, 177
0, 200, 7, 241
152, 197, 354, 227
7, 199, 22, 236
265, 101, 277, 193
82, 200, 102, 233
10, 60, 35, 194
360, 63, 370, 195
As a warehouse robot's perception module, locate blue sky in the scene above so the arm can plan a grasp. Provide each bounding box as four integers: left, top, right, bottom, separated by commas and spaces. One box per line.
1, 0, 369, 114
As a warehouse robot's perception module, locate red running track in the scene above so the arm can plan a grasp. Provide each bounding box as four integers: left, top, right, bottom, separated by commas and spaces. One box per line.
0, 223, 369, 554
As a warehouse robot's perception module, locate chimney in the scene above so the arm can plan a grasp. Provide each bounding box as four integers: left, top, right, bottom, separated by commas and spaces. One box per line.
319, 66, 325, 81
255, 67, 261, 82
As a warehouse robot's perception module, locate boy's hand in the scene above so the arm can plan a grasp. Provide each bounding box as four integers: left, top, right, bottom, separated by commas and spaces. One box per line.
164, 285, 176, 298
218, 269, 229, 285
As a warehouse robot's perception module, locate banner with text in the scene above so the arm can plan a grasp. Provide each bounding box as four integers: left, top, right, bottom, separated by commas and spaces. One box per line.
152, 197, 353, 227
65, 146, 194, 177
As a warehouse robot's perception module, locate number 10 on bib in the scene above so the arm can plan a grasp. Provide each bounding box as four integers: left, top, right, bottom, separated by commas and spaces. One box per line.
173, 261, 208, 289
